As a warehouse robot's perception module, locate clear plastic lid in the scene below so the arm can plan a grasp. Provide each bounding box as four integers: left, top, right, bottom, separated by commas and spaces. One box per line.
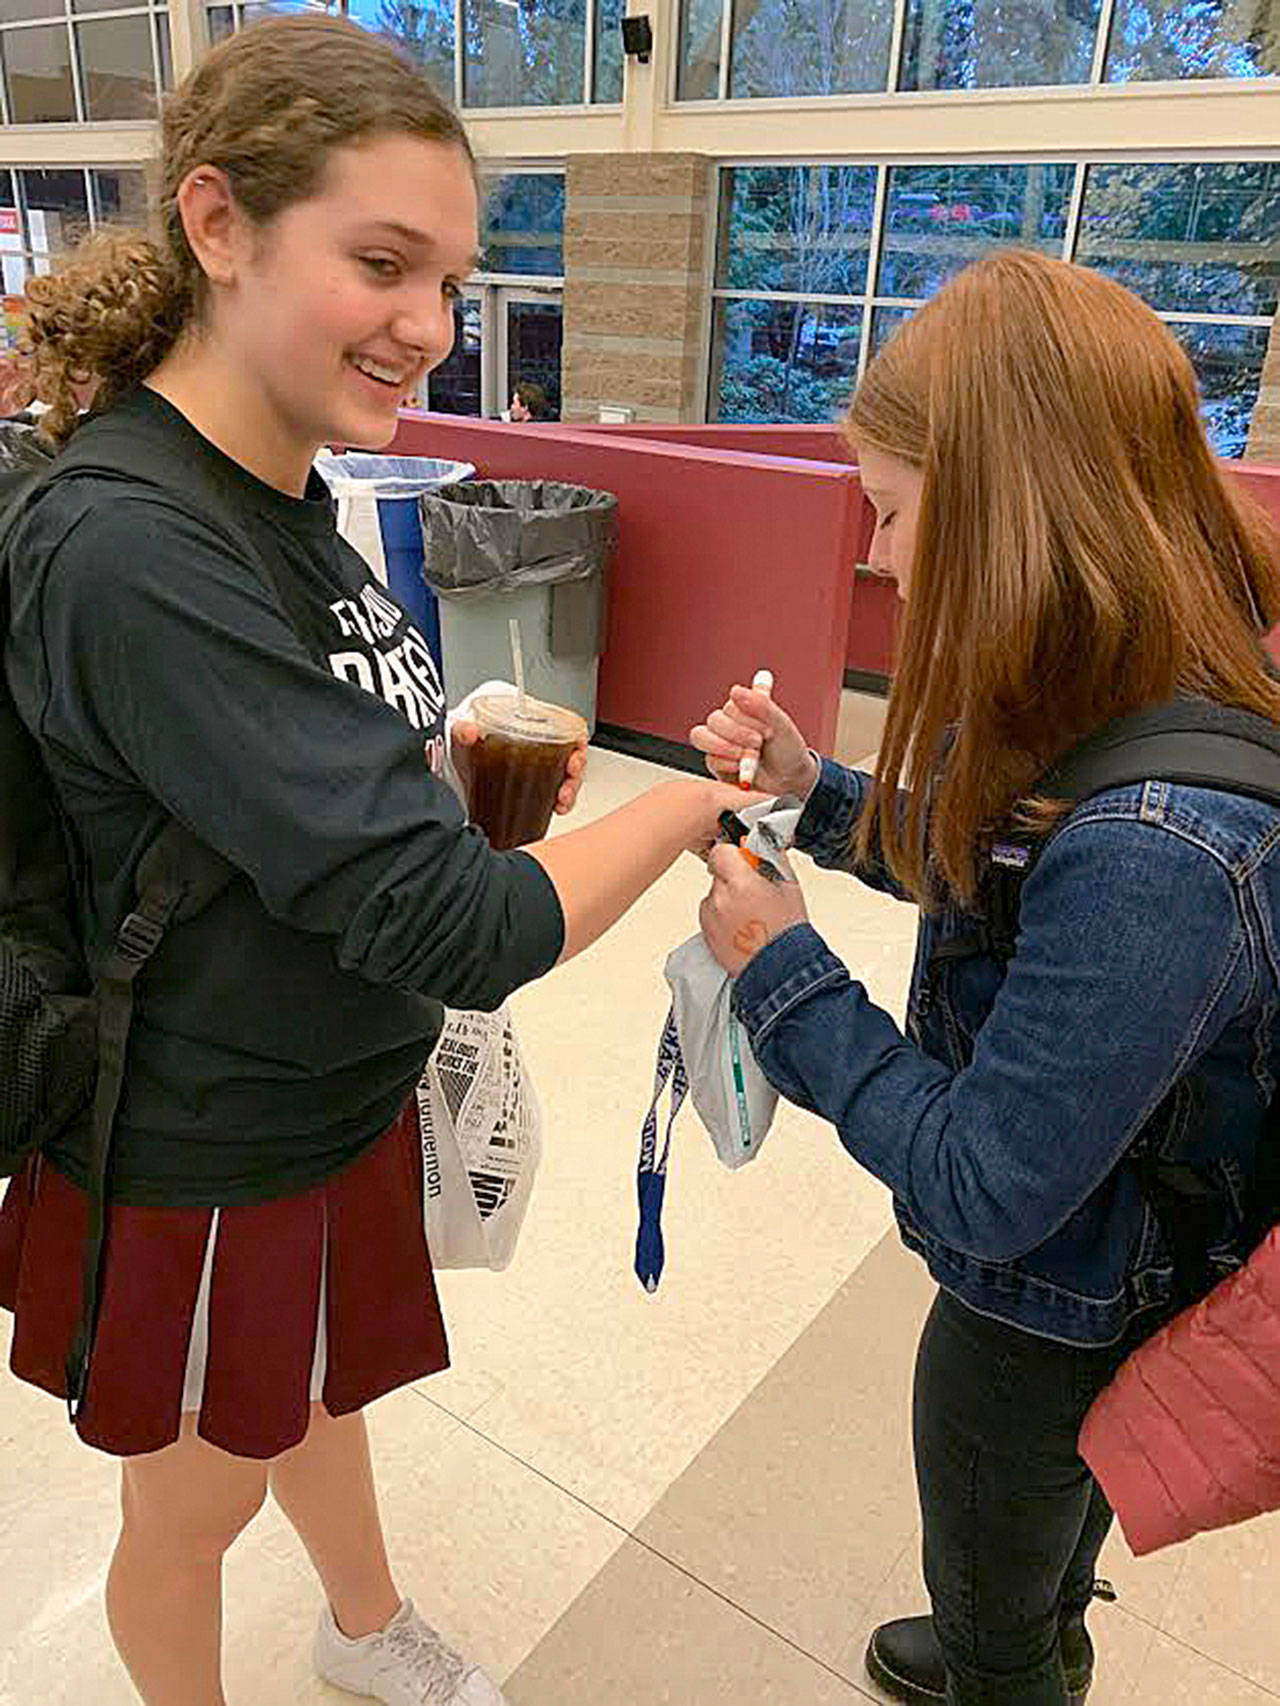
469, 692, 588, 747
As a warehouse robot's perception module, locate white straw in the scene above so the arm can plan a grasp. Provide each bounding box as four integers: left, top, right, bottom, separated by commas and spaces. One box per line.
738, 669, 774, 788
509, 617, 526, 706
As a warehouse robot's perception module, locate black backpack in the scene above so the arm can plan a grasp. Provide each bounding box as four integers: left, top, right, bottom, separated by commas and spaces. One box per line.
0, 423, 238, 1419
940, 696, 1280, 1300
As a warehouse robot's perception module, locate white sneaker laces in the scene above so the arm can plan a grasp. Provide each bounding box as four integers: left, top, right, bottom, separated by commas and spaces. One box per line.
381, 1614, 471, 1705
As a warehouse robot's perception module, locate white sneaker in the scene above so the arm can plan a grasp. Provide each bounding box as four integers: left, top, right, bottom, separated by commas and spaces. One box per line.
313, 1599, 509, 1706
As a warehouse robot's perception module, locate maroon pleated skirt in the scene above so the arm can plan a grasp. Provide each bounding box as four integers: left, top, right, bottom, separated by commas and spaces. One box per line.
0, 1105, 449, 1459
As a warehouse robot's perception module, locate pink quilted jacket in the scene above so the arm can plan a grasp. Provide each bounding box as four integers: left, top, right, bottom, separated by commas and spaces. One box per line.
1079, 1227, 1280, 1556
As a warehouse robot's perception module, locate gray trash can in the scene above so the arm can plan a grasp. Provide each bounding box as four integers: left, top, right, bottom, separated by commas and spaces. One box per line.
419, 480, 617, 730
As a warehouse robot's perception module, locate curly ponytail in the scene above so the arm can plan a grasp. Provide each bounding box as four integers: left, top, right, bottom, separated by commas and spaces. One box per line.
23, 230, 192, 445
20, 13, 472, 447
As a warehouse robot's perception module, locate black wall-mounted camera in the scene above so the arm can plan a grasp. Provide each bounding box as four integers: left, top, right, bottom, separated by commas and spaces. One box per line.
620, 14, 654, 62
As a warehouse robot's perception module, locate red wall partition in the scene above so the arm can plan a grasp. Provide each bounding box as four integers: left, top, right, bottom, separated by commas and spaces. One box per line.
840, 458, 1280, 683
393, 413, 863, 754
392, 412, 1280, 738
559, 421, 851, 463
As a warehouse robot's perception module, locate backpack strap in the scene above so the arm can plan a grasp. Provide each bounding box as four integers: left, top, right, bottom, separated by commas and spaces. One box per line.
65, 825, 234, 1417
49, 411, 337, 666
930, 697, 1280, 1310
0, 426, 270, 1416
3, 413, 336, 667
1043, 698, 1280, 813
945, 698, 1280, 970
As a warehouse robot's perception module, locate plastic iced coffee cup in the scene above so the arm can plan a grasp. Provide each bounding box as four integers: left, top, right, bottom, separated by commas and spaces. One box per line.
466, 692, 588, 850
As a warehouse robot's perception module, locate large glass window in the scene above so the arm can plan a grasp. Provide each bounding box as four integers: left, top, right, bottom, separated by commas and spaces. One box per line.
482, 171, 564, 276
718, 165, 876, 295
0, 0, 166, 123
1170, 321, 1272, 458
712, 298, 864, 422
899, 0, 1102, 90
463, 0, 586, 107
427, 296, 482, 414
0, 163, 145, 347
18, 166, 89, 267
1, 22, 75, 120
593, 0, 624, 100
1106, 0, 1280, 81
1076, 162, 1279, 317
90, 165, 148, 224
729, 0, 894, 99
680, 0, 1280, 98
711, 156, 1275, 457
877, 162, 1073, 297
712, 166, 875, 422
676, 0, 721, 96
76, 12, 156, 119
350, 0, 456, 98
213, 0, 618, 105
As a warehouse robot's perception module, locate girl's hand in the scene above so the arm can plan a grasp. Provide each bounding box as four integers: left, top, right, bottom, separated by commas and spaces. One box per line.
690, 683, 819, 800
687, 781, 768, 860
552, 737, 589, 815
699, 842, 809, 976
450, 722, 589, 817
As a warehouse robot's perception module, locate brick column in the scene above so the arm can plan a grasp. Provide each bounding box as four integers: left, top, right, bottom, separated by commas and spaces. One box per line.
561, 153, 713, 425
1246, 313, 1280, 463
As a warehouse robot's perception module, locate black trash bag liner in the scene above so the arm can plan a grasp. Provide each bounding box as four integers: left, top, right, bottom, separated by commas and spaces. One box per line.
418, 480, 618, 596
0, 420, 55, 476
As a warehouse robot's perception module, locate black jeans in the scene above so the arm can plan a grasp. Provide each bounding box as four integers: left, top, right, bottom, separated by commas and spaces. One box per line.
913, 1289, 1130, 1706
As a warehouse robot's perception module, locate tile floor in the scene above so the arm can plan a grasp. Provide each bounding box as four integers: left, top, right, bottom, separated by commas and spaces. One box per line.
3, 693, 1278, 1705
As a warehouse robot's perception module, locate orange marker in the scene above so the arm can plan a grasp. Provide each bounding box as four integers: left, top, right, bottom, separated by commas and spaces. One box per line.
718, 807, 776, 880
738, 669, 774, 789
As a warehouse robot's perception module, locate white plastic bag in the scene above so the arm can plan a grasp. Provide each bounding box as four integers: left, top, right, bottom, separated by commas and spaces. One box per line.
664, 934, 778, 1169
317, 459, 390, 586
634, 797, 803, 1290
315, 451, 475, 588
418, 1003, 542, 1271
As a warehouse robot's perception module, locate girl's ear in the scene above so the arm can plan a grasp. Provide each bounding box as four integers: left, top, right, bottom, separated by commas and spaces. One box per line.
175, 167, 243, 290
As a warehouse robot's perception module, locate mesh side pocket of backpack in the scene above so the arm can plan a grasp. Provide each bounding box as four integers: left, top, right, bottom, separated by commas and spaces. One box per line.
0, 946, 97, 1173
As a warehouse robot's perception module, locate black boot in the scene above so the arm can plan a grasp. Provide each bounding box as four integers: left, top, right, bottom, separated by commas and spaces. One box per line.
863, 1580, 1113, 1705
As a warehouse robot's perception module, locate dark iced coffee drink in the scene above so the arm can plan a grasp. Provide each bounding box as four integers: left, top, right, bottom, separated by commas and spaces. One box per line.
466, 693, 588, 850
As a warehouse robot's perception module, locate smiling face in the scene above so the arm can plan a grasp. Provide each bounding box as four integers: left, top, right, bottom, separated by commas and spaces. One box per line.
218, 131, 479, 468
857, 445, 925, 603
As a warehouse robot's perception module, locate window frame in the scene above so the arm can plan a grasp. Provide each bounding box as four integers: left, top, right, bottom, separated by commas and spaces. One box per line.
675, 0, 1279, 108
205, 0, 625, 110
707, 152, 1278, 453
0, 0, 167, 125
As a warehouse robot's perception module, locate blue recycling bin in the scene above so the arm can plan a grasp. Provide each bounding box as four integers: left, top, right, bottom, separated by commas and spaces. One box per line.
317, 453, 475, 668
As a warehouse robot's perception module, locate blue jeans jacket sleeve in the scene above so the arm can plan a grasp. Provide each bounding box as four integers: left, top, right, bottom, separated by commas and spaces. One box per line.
732, 811, 1247, 1262
796, 756, 915, 902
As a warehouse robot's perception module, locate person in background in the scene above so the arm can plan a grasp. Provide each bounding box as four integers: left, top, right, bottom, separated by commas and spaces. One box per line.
692, 249, 1280, 1706
0, 18, 745, 1706
508, 380, 551, 422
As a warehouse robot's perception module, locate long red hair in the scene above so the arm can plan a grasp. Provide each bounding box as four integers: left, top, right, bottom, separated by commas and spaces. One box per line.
847, 249, 1280, 908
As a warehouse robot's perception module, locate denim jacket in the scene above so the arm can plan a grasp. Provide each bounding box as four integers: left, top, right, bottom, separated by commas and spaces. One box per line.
731, 757, 1280, 1346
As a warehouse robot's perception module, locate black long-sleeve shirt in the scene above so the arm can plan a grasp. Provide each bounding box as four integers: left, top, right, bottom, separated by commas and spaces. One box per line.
4, 388, 563, 1205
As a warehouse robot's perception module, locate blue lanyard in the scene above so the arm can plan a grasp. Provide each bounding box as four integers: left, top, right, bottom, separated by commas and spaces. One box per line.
635, 1004, 688, 1293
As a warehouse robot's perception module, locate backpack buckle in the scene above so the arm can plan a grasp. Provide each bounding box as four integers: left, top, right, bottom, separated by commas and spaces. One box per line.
115, 907, 166, 963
